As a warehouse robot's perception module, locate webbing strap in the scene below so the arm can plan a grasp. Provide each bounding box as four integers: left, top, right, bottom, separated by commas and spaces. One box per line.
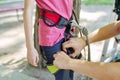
40, 8, 71, 29
47, 65, 59, 74
39, 8, 73, 80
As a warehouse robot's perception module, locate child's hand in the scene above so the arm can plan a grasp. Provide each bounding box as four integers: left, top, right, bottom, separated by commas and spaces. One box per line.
27, 48, 39, 67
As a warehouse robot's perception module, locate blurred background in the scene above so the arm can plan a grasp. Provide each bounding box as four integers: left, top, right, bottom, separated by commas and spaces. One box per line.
0, 0, 117, 80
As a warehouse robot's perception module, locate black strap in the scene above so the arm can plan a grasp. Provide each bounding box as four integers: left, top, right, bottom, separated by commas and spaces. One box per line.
113, 0, 120, 14
113, 0, 120, 43
40, 9, 71, 29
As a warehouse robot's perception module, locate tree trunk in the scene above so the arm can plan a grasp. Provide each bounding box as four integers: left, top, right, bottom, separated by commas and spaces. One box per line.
73, 0, 81, 37
73, 0, 81, 22
34, 6, 46, 68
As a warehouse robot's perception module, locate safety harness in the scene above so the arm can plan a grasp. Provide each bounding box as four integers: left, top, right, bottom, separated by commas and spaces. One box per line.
38, 8, 90, 80
39, 8, 75, 74
39, 8, 72, 29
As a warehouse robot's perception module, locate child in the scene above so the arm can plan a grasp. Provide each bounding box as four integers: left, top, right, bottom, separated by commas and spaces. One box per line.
24, 0, 74, 80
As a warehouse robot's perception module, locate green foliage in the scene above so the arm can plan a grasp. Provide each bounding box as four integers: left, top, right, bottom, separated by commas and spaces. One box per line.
0, 0, 6, 1
82, 0, 114, 5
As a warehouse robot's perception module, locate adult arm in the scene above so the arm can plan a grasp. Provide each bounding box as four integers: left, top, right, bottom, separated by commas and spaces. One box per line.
24, 0, 39, 66
63, 21, 120, 57
54, 51, 120, 80
89, 21, 120, 43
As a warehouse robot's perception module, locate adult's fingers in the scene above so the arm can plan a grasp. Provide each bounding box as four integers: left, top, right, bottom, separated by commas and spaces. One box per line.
53, 53, 57, 58
69, 53, 78, 58
62, 41, 72, 52
53, 51, 61, 58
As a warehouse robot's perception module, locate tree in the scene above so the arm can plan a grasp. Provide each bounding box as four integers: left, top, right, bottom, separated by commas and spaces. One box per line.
73, 0, 81, 22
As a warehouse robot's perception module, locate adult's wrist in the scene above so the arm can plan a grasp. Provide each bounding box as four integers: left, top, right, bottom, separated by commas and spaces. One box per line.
68, 59, 77, 70
69, 59, 87, 72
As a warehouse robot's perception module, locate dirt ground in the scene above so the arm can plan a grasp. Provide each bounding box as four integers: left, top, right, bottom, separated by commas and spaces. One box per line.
0, 4, 117, 80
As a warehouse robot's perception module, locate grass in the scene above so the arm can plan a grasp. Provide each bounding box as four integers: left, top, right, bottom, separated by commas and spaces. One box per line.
82, 0, 114, 5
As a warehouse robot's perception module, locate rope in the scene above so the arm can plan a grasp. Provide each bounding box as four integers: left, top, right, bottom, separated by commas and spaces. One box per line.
71, 19, 92, 80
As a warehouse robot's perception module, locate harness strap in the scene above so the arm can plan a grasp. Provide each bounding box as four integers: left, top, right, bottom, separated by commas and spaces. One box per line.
39, 9, 74, 76
39, 8, 71, 28
40, 8, 74, 56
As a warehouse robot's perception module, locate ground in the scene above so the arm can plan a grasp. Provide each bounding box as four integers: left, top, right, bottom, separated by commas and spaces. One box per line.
0, 4, 116, 80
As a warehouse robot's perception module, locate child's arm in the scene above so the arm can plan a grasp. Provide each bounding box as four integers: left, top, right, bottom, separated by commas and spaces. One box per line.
24, 0, 39, 67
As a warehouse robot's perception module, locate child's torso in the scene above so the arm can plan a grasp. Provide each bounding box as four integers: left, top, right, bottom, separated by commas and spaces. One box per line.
36, 0, 73, 20
36, 0, 73, 46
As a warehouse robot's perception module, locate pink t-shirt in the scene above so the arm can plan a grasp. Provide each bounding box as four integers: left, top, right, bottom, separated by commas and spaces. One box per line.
36, 0, 73, 46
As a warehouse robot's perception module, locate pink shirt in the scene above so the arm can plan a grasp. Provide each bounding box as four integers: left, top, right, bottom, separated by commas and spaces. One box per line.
36, 0, 72, 20
36, 0, 73, 46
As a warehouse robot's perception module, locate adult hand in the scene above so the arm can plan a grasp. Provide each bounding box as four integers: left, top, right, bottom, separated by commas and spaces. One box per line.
62, 37, 86, 58
53, 51, 73, 69
27, 48, 39, 67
